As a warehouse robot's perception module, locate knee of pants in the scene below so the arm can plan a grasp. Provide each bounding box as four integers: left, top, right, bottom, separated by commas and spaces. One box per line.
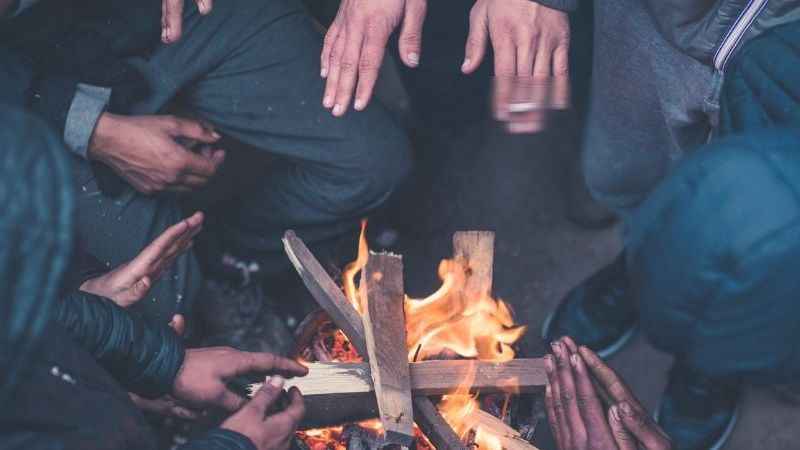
320, 123, 413, 217
581, 148, 670, 215
629, 131, 800, 377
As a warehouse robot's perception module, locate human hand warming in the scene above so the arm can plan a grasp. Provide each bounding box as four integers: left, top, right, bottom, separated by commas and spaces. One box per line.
161, 0, 214, 44
80, 212, 203, 307
222, 376, 306, 450
463, 0, 570, 77
172, 348, 308, 412
89, 114, 225, 195
321, 0, 427, 116
545, 337, 673, 450
465, 0, 570, 127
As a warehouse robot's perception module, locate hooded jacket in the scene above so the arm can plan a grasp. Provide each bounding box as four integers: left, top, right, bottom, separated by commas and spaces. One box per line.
0, 105, 254, 450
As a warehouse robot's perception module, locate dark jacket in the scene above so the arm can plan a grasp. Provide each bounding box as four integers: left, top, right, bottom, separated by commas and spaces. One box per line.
0, 0, 160, 134
720, 19, 800, 133
644, 0, 800, 71
0, 106, 254, 450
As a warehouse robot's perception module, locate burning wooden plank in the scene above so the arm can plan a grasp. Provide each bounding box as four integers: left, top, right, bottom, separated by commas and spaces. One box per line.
361, 252, 416, 447
282, 230, 464, 449
283, 230, 367, 355
250, 359, 545, 399
453, 231, 495, 299
463, 410, 541, 450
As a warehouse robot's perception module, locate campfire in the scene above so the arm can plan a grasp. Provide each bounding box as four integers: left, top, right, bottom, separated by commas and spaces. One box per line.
250, 224, 546, 450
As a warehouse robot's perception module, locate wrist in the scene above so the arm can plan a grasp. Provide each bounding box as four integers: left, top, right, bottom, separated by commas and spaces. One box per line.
87, 112, 120, 162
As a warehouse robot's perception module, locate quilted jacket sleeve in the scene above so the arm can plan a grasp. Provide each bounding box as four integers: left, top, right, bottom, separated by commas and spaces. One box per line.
53, 290, 185, 398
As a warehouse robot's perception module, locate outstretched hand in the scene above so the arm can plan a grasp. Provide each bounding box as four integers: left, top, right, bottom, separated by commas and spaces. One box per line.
463, 0, 569, 77
80, 212, 204, 308
545, 337, 672, 450
172, 348, 308, 412
321, 0, 427, 116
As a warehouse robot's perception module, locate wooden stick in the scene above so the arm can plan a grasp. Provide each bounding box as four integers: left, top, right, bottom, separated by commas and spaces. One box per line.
361, 252, 415, 446
452, 231, 495, 299
281, 232, 465, 448
250, 359, 546, 398
283, 230, 367, 356
464, 410, 541, 450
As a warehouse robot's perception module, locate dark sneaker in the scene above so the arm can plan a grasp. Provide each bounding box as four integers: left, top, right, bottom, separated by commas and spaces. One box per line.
541, 252, 638, 358
657, 364, 740, 450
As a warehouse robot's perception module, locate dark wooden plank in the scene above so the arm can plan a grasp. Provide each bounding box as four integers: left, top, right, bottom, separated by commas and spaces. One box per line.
282, 230, 367, 355
281, 232, 465, 449
362, 252, 415, 446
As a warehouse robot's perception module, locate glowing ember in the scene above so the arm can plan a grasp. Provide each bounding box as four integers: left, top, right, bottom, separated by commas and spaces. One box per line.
300, 223, 527, 450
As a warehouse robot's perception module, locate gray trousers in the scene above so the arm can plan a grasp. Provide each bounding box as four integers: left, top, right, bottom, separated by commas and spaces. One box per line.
74, 0, 411, 323
582, 0, 720, 214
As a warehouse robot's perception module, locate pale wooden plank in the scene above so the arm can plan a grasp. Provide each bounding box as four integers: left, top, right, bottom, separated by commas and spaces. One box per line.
361, 251, 415, 445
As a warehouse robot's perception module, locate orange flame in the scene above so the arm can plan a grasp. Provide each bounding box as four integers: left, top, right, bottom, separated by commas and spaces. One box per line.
333, 223, 527, 450
342, 220, 369, 312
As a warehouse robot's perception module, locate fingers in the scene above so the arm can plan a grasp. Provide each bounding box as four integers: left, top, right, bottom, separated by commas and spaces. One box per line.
247, 376, 286, 414
321, 19, 342, 78
161, 0, 184, 43
545, 355, 572, 449
608, 406, 638, 450
532, 40, 553, 77
130, 212, 204, 277
170, 314, 186, 336
578, 346, 643, 413
168, 117, 221, 144
552, 43, 569, 76
332, 24, 367, 116
618, 403, 672, 450
570, 346, 619, 448
551, 341, 587, 448
353, 24, 391, 111
545, 382, 565, 449
229, 352, 309, 378
322, 22, 349, 111
398, 0, 426, 68
490, 34, 516, 78
195, 0, 213, 15
263, 387, 306, 446
463, 6, 489, 74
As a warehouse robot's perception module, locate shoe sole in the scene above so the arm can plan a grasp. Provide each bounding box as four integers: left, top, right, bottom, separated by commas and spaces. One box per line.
654, 399, 740, 450
541, 308, 638, 360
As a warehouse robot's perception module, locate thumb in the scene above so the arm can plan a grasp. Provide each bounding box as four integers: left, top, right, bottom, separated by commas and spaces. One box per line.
162, 0, 184, 43
398, 0, 427, 68
130, 276, 151, 301
463, 8, 488, 74
169, 314, 186, 336
168, 117, 221, 144
247, 376, 286, 414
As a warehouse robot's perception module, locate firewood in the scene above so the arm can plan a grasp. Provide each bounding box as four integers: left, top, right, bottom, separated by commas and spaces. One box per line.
283, 230, 367, 356
361, 252, 415, 447
452, 231, 495, 299
279, 231, 479, 448
464, 410, 541, 450
249, 359, 546, 398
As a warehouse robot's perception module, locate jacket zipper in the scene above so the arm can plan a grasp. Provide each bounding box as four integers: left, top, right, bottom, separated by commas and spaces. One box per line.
714, 0, 770, 71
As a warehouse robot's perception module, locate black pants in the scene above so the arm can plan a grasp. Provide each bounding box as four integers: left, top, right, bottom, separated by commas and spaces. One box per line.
74, 0, 411, 323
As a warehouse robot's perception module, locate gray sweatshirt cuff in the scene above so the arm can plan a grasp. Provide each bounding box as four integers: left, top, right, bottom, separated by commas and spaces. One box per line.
64, 84, 111, 159
532, 0, 578, 13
